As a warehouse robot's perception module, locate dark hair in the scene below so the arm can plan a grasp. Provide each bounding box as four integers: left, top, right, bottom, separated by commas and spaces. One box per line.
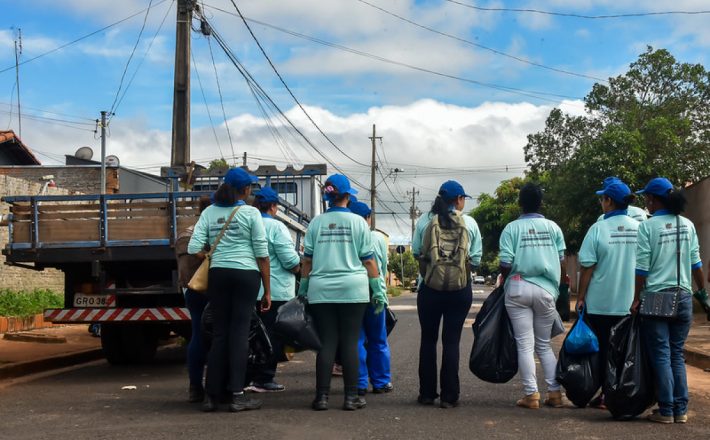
430, 195, 456, 229
519, 183, 543, 214
324, 180, 349, 206
655, 188, 686, 215
256, 200, 277, 213
606, 193, 635, 211
198, 195, 211, 213
213, 183, 247, 206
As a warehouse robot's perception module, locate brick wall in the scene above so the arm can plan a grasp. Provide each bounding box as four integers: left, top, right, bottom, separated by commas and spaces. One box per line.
0, 166, 119, 194
0, 174, 76, 293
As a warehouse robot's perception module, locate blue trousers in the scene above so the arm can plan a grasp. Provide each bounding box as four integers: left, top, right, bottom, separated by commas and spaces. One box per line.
184, 288, 209, 386
642, 291, 692, 417
358, 303, 392, 389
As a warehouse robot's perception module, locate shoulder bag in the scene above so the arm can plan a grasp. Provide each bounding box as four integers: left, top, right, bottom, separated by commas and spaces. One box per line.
639, 215, 683, 318
187, 206, 241, 293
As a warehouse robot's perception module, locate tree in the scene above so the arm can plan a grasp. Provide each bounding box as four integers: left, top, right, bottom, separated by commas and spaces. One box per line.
525, 47, 710, 251
208, 158, 229, 171
387, 250, 418, 286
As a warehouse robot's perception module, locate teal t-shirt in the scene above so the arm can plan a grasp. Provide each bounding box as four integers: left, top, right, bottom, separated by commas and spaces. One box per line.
303, 208, 374, 304
372, 230, 389, 305
499, 214, 566, 299
411, 212, 483, 266
187, 202, 268, 271
636, 211, 702, 293
597, 205, 647, 223
257, 215, 301, 302
579, 212, 639, 315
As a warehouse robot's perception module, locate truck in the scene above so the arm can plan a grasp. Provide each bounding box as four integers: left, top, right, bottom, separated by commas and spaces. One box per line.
1, 166, 325, 364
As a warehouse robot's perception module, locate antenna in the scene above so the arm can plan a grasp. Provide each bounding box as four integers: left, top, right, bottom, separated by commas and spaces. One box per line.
105, 155, 120, 167
74, 146, 94, 160
13, 27, 22, 139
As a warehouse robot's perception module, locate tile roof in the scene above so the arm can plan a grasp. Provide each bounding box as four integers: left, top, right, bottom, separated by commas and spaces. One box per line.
0, 130, 41, 165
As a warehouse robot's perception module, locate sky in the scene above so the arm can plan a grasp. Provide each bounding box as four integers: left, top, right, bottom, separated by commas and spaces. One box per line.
1, 0, 709, 242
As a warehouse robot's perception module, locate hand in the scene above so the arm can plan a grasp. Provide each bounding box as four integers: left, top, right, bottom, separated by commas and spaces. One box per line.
692, 288, 710, 320
372, 298, 385, 315
297, 277, 309, 297
368, 277, 387, 315
260, 293, 271, 312
575, 299, 585, 313
630, 298, 641, 315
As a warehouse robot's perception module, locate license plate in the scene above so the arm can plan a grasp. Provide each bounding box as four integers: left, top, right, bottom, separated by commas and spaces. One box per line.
73, 293, 115, 308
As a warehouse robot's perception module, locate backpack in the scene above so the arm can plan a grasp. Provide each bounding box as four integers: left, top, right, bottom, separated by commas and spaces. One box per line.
419, 212, 471, 291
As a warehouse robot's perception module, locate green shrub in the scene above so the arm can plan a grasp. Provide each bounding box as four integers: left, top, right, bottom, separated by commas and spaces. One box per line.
387, 286, 402, 297
0, 289, 63, 317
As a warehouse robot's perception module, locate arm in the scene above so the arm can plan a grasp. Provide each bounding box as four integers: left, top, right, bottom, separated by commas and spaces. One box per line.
273, 223, 302, 273
631, 274, 646, 314
576, 265, 596, 311
257, 257, 271, 312
467, 217, 483, 268
363, 258, 380, 278
251, 212, 271, 311
632, 222, 651, 314
498, 224, 514, 284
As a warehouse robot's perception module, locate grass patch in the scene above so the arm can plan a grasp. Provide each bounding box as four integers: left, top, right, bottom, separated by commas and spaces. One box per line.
387, 286, 407, 297
0, 289, 63, 318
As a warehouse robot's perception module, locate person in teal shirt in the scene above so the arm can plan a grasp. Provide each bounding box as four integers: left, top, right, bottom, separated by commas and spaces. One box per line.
246, 187, 301, 394
412, 180, 482, 408
595, 177, 648, 223
349, 201, 393, 396
187, 167, 270, 413
498, 183, 566, 410
300, 174, 387, 412
631, 177, 707, 424
577, 179, 639, 409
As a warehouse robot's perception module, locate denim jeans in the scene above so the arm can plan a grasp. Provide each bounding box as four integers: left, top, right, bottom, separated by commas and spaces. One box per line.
184, 288, 209, 387
505, 278, 560, 395
642, 291, 692, 417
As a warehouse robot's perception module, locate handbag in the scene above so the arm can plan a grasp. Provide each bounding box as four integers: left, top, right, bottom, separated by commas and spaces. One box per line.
639, 215, 683, 318
187, 206, 241, 293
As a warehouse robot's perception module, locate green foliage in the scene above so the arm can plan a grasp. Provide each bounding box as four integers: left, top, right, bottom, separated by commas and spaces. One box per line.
208, 158, 229, 171
0, 289, 63, 317
524, 47, 710, 251
387, 286, 403, 297
387, 250, 418, 285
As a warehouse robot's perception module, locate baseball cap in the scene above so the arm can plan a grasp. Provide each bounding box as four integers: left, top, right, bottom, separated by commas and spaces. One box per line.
601, 176, 622, 189
636, 177, 673, 197
349, 201, 372, 219
224, 167, 258, 189
324, 174, 359, 196
439, 180, 471, 202
596, 181, 631, 205
255, 186, 279, 204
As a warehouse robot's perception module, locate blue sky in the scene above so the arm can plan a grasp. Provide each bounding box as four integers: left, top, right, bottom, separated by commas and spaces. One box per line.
1, 0, 709, 239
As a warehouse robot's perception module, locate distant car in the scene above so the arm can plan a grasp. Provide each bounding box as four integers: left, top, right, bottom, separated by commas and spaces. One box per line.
473, 276, 485, 285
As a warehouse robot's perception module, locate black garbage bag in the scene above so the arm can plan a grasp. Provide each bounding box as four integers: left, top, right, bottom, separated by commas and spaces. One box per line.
555, 314, 602, 408
385, 306, 397, 336
603, 315, 656, 420
469, 286, 518, 383
201, 303, 273, 367
273, 296, 322, 351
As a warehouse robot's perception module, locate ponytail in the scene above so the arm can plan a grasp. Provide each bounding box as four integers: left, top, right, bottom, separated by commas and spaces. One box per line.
430, 195, 455, 229
664, 188, 687, 215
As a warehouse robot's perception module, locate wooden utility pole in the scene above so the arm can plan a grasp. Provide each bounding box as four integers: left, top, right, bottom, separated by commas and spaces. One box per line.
100, 111, 107, 194
13, 28, 22, 139
170, 0, 195, 168
407, 186, 420, 243
368, 124, 382, 230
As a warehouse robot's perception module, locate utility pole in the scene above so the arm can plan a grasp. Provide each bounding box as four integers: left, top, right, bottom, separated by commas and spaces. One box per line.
170, 0, 195, 168
243, 152, 247, 167
407, 186, 420, 244
368, 124, 382, 230
13, 28, 22, 139
100, 111, 107, 195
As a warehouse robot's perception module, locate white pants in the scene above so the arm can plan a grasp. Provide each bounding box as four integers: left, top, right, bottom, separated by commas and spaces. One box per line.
505, 278, 560, 395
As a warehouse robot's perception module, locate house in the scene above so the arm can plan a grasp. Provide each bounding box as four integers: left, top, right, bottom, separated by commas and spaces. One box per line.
65, 155, 169, 194
685, 176, 710, 278
0, 130, 41, 165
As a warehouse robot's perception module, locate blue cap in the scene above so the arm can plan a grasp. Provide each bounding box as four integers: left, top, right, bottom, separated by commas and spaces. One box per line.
439, 180, 471, 201
596, 182, 631, 205
224, 167, 258, 189
324, 174, 359, 197
601, 176, 622, 189
255, 186, 279, 203
348, 195, 358, 204
636, 177, 673, 197
349, 201, 372, 219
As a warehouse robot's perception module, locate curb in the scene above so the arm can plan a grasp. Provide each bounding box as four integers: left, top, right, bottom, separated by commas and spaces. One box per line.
3, 332, 67, 344
0, 348, 104, 380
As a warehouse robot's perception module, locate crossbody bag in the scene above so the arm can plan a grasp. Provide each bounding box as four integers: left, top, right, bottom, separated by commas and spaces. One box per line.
639, 215, 684, 318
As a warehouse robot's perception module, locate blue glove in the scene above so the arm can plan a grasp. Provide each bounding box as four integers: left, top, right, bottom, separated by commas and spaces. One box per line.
298, 277, 309, 298
369, 277, 387, 314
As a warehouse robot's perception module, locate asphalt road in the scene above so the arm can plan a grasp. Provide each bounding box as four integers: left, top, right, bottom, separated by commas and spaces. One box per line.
1, 287, 709, 440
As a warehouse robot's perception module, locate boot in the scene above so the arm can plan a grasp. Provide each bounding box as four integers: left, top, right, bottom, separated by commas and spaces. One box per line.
516, 392, 540, 409
201, 394, 218, 412
544, 390, 564, 408
188, 384, 205, 403
311, 393, 329, 411
343, 393, 366, 411
229, 392, 262, 412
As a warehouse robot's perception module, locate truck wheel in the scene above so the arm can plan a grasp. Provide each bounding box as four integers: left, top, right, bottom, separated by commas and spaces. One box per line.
101, 324, 159, 365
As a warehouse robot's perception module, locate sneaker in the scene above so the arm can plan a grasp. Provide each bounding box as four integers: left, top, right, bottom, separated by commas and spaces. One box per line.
647, 410, 673, 424
439, 400, 459, 409
417, 395, 436, 406
674, 414, 688, 424
245, 382, 285, 393
516, 392, 540, 409
372, 383, 394, 394
343, 395, 366, 411
230, 392, 262, 412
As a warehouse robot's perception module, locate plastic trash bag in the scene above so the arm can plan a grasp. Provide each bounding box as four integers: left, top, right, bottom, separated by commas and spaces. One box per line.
563, 307, 599, 354
603, 315, 656, 420
469, 286, 518, 383
273, 296, 322, 351
556, 312, 602, 408
385, 306, 398, 336
201, 303, 273, 367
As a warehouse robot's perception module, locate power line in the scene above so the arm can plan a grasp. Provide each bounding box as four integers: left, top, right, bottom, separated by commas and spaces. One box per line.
356, 0, 605, 82
191, 47, 224, 160
206, 36, 237, 161
443, 1, 710, 18
0, 0, 171, 75
0, 101, 94, 122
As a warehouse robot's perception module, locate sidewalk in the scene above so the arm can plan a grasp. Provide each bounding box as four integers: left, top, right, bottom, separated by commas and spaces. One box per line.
0, 325, 102, 380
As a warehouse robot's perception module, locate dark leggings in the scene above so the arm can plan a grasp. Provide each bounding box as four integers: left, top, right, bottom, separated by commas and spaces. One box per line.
310, 303, 368, 395
205, 268, 260, 395
185, 289, 209, 386
417, 282, 473, 403
586, 313, 625, 394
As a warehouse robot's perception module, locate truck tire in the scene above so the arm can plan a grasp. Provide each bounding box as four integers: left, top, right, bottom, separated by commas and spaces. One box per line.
101, 324, 159, 365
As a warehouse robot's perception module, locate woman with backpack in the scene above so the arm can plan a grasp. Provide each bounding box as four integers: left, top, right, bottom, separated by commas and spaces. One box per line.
299, 174, 387, 411
631, 177, 706, 424
412, 180, 482, 408
498, 183, 566, 409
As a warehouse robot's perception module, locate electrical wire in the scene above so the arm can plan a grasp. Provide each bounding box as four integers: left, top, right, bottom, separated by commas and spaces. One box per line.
356, 0, 606, 82
5, 81, 16, 129
191, 48, 225, 160
206, 36, 237, 161
0, 101, 94, 122
443, 1, 710, 19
